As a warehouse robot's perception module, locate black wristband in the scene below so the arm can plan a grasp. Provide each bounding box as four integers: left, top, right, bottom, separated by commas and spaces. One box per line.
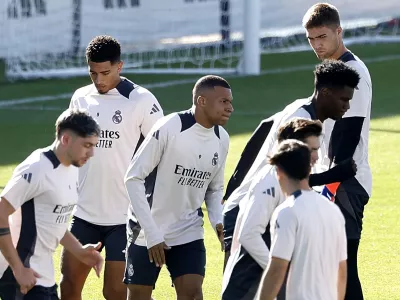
0, 227, 11, 236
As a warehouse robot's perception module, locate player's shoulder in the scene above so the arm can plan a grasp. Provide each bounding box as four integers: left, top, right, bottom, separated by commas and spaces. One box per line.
11, 147, 58, 181
124, 80, 158, 103
342, 51, 371, 82
250, 165, 280, 197
148, 111, 182, 136
72, 84, 96, 99
282, 98, 314, 122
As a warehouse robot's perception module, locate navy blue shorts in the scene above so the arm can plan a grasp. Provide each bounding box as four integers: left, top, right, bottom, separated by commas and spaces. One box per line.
69, 216, 126, 261
0, 267, 59, 300
123, 239, 206, 286
223, 205, 240, 252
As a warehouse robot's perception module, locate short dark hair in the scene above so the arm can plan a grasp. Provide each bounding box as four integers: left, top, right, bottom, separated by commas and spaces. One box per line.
86, 35, 121, 64
314, 59, 360, 90
192, 75, 231, 102
55, 108, 100, 139
302, 3, 341, 29
277, 118, 322, 143
268, 140, 311, 181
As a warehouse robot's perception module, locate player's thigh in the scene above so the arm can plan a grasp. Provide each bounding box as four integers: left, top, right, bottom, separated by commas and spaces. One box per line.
61, 216, 103, 283
335, 189, 369, 239
103, 223, 126, 262
124, 242, 161, 289
167, 239, 206, 298
24, 284, 59, 300
223, 206, 240, 253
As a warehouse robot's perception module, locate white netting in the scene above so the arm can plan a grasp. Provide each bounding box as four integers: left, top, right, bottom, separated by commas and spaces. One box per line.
1, 0, 400, 80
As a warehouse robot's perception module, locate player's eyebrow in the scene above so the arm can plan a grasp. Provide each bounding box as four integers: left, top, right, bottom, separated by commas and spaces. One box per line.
308, 33, 327, 39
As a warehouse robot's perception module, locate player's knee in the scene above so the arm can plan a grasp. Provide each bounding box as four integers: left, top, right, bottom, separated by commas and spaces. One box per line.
103, 282, 127, 300
177, 285, 203, 300
127, 284, 153, 300
60, 275, 82, 297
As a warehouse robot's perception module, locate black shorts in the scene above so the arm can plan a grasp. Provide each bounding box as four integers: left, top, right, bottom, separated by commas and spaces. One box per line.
335, 178, 369, 240
223, 205, 240, 252
69, 216, 126, 261
0, 267, 58, 300
123, 239, 206, 286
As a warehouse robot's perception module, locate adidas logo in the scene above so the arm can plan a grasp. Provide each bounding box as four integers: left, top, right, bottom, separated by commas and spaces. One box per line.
22, 173, 32, 183
152, 130, 160, 140
150, 104, 160, 114
263, 187, 275, 197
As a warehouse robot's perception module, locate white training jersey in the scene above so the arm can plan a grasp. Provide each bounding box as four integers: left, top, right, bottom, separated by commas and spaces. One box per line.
125, 108, 229, 248
0, 148, 78, 287
270, 190, 347, 300
222, 165, 284, 297
223, 98, 326, 214
69, 77, 163, 225
324, 51, 372, 196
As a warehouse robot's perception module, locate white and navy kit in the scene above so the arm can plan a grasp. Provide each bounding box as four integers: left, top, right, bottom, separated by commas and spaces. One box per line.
324, 51, 372, 240
0, 148, 78, 300
124, 108, 229, 285
223, 98, 326, 251
69, 77, 163, 261
270, 190, 347, 300
222, 165, 285, 300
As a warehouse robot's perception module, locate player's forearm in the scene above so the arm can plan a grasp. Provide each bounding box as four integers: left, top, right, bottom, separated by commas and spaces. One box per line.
239, 234, 269, 269
0, 226, 25, 273
257, 267, 285, 300
309, 160, 355, 186
125, 179, 164, 248
205, 189, 224, 229
60, 230, 84, 257
338, 261, 347, 300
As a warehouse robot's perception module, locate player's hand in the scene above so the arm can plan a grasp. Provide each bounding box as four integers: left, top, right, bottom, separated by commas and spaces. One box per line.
351, 159, 357, 174
77, 242, 104, 277
216, 223, 224, 252
148, 242, 170, 267
13, 266, 40, 294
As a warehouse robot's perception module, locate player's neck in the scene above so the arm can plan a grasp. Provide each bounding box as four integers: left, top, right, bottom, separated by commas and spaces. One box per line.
311, 94, 327, 122
52, 141, 71, 167
110, 76, 123, 90
283, 178, 311, 197
192, 106, 214, 129
328, 40, 348, 60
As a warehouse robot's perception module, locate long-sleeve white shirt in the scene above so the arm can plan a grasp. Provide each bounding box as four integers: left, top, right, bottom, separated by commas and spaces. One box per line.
70, 78, 163, 225
222, 165, 284, 298
124, 108, 229, 248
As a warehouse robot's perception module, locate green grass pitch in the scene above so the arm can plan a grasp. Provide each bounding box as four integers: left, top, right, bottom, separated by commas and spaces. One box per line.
0, 43, 399, 299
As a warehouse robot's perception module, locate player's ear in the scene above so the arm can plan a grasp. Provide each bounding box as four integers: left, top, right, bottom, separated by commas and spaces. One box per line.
197, 96, 207, 107
319, 87, 332, 97
60, 132, 70, 146
337, 26, 342, 36
117, 61, 123, 73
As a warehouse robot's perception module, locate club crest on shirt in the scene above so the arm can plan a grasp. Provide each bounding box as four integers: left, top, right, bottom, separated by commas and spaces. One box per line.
212, 152, 219, 166
112, 110, 122, 124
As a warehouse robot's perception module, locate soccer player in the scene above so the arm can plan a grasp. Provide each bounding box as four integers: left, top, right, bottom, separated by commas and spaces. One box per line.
303, 4, 372, 299
222, 118, 323, 300
222, 59, 360, 268
0, 108, 103, 300
60, 35, 163, 300
256, 140, 347, 300
123, 75, 233, 300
